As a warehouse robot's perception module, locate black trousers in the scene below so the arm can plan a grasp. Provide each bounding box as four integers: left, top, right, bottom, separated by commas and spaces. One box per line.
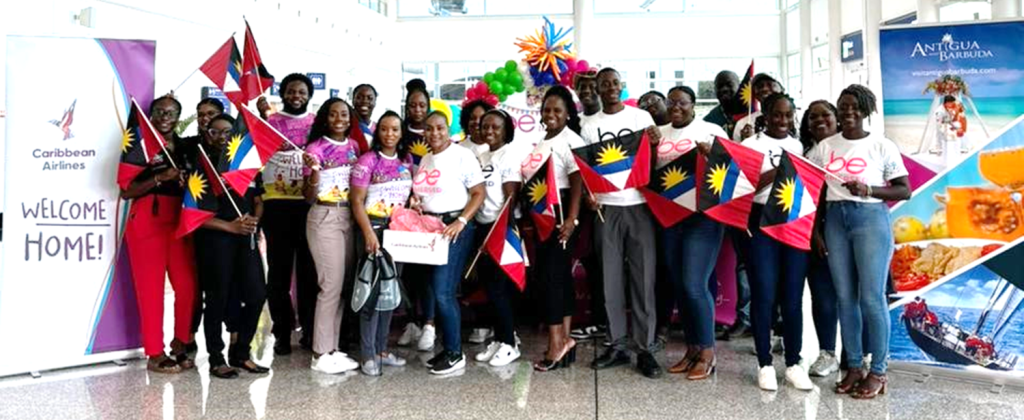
195, 229, 266, 366
578, 207, 606, 326
262, 200, 318, 342
475, 223, 519, 346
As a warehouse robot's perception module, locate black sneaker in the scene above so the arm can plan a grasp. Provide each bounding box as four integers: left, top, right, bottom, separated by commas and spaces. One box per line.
637, 351, 663, 379
591, 348, 630, 370
429, 351, 466, 375
424, 351, 446, 368
570, 325, 607, 340
274, 339, 292, 356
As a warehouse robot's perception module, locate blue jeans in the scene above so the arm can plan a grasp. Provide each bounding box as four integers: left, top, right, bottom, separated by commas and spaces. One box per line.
431, 221, 476, 354
748, 205, 808, 367
662, 214, 724, 349
808, 253, 837, 353
825, 201, 893, 375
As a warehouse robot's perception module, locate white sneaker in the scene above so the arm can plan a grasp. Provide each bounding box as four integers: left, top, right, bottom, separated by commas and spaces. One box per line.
417, 325, 437, 352
475, 341, 502, 362
488, 344, 520, 367
468, 328, 493, 344
311, 351, 359, 374
785, 365, 814, 391
397, 323, 422, 347
758, 366, 778, 391
809, 351, 839, 377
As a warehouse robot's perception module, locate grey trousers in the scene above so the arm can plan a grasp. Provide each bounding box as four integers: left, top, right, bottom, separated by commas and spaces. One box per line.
598, 204, 658, 352
307, 205, 356, 355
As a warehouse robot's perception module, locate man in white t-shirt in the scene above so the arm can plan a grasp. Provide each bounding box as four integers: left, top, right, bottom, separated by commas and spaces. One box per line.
581, 68, 664, 379
733, 74, 783, 141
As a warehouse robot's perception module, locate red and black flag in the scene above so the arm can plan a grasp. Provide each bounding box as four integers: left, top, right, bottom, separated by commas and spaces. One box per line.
240, 19, 275, 103
481, 201, 529, 291
571, 130, 651, 194
199, 37, 245, 103
522, 156, 560, 241
175, 149, 224, 238
759, 151, 826, 251
117, 98, 168, 191
733, 60, 758, 121
640, 148, 701, 227
698, 137, 762, 230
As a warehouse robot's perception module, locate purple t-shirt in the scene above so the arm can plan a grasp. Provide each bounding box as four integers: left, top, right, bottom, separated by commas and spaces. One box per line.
304, 137, 360, 204
351, 151, 414, 218
268, 111, 314, 148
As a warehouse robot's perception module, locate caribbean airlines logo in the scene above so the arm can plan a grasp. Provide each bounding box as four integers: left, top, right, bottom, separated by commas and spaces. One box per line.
49, 99, 77, 140
910, 33, 994, 62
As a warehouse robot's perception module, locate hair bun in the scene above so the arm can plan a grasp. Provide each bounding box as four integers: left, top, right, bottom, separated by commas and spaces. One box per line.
406, 79, 427, 92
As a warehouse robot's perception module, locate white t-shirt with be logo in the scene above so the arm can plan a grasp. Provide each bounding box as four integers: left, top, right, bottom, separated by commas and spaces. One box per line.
413, 143, 485, 214
806, 132, 908, 203
656, 120, 727, 168
742, 133, 804, 205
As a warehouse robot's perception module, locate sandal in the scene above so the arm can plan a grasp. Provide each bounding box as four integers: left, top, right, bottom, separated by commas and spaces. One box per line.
147, 354, 182, 374
169, 339, 195, 370
836, 368, 866, 394
686, 350, 716, 381
851, 373, 887, 399
668, 348, 699, 374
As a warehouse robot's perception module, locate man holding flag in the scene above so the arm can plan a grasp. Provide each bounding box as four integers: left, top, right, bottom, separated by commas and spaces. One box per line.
733, 73, 784, 141
574, 68, 664, 379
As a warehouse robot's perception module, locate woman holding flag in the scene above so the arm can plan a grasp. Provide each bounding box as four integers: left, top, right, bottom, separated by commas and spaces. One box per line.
471, 109, 524, 368
350, 111, 414, 376
739, 92, 813, 391
302, 98, 363, 374
410, 111, 485, 375
528, 86, 583, 372
120, 95, 197, 374
808, 84, 910, 399
191, 114, 268, 379
654, 86, 729, 379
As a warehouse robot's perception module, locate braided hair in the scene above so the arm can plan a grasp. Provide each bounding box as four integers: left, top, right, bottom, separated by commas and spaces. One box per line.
756, 92, 797, 138
839, 84, 877, 116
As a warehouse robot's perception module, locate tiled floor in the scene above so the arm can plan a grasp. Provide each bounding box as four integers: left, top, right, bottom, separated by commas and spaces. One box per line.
2, 316, 1022, 420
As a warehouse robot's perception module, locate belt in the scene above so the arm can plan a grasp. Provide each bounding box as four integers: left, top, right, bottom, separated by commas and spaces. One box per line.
315, 200, 349, 207
424, 210, 462, 224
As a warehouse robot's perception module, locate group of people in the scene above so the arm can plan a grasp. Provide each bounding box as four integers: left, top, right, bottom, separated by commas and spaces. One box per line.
120, 65, 909, 400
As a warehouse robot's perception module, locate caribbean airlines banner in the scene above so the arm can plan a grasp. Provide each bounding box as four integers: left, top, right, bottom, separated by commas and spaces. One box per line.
880, 20, 1024, 179
1, 37, 154, 376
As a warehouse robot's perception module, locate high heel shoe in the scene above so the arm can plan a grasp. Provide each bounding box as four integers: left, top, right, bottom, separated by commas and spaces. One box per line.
534, 340, 576, 372
560, 347, 577, 367
686, 355, 716, 381
850, 372, 887, 399
835, 368, 866, 394
668, 350, 699, 374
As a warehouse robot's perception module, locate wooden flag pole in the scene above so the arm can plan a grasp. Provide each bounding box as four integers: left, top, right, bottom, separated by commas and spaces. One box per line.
464, 199, 510, 279
197, 143, 244, 218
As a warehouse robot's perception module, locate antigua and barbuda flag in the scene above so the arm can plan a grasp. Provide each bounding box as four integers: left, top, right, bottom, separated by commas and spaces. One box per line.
482, 201, 528, 291
522, 156, 560, 241
733, 60, 758, 121
199, 37, 244, 103
408, 133, 431, 166
117, 97, 169, 191
698, 136, 762, 229
571, 130, 651, 194
175, 148, 224, 238
217, 106, 285, 194
759, 151, 826, 251
640, 147, 700, 228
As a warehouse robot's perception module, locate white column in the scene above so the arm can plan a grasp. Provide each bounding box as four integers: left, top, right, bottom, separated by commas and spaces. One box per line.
780, 7, 790, 84
864, 0, 883, 128
573, 0, 592, 58
800, 0, 813, 101
992, 0, 1022, 19
829, 0, 843, 101
917, 0, 940, 23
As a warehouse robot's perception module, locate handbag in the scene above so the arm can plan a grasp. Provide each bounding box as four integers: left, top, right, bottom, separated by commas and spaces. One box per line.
375, 248, 402, 311
351, 252, 378, 313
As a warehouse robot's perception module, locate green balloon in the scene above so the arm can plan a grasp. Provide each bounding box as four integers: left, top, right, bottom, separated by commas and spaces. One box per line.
489, 81, 505, 95
484, 72, 495, 84
495, 67, 508, 80
509, 72, 523, 85
515, 83, 525, 93
504, 60, 518, 72
506, 84, 517, 95
498, 93, 508, 102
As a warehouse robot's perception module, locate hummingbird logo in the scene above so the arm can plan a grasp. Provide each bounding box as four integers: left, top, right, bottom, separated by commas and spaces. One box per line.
50, 99, 77, 140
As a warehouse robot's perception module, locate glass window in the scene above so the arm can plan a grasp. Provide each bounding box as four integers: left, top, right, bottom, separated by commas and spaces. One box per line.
811, 44, 829, 72
487, 0, 573, 15
787, 53, 800, 77
684, 0, 779, 13
785, 8, 800, 52
399, 0, 572, 17
593, 0, 684, 14
786, 0, 799, 7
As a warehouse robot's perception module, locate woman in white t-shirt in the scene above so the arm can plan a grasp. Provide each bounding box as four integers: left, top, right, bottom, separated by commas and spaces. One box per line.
741, 93, 813, 392
807, 85, 910, 399
410, 111, 486, 375
471, 109, 524, 368
657, 86, 729, 380
528, 86, 584, 372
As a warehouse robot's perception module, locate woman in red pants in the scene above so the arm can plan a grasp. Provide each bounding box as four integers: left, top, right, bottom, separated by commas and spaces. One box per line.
120, 95, 197, 373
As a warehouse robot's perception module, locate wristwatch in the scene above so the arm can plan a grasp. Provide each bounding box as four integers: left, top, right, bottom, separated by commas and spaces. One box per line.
457, 216, 469, 225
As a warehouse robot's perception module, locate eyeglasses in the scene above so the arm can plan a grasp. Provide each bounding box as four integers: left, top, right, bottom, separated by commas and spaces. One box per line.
666, 100, 692, 108
151, 109, 180, 119
207, 128, 233, 137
